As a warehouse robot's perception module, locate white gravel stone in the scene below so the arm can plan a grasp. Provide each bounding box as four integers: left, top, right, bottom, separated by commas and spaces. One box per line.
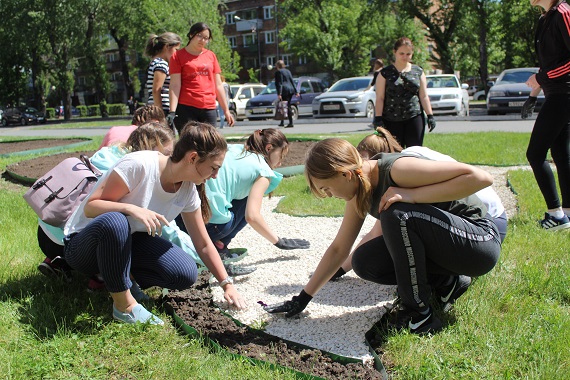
210, 167, 518, 362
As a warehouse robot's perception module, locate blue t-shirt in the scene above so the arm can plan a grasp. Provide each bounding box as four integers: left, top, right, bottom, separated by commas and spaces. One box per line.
206, 144, 283, 224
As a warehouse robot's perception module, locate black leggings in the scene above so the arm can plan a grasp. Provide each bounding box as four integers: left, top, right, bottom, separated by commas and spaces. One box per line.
526, 94, 570, 209
383, 114, 425, 148
278, 93, 294, 126
173, 104, 217, 135
352, 203, 501, 312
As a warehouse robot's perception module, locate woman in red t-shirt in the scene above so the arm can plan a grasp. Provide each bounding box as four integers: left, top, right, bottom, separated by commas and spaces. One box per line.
169, 22, 234, 133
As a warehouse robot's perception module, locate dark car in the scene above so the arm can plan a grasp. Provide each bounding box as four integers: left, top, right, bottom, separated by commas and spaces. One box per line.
1, 106, 46, 126
245, 76, 326, 120
486, 68, 544, 115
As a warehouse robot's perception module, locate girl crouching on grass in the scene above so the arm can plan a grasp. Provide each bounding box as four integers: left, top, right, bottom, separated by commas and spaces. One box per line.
265, 138, 501, 334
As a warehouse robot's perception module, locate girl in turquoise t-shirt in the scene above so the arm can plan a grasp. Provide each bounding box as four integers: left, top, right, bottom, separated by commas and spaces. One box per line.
204, 129, 310, 261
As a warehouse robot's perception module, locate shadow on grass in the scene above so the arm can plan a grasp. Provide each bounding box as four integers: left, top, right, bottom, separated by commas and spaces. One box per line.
0, 271, 161, 339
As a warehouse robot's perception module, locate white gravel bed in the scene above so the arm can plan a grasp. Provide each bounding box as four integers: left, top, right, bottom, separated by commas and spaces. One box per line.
210, 166, 519, 362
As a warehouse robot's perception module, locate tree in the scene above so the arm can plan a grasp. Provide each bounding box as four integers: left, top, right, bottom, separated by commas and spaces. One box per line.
398, 0, 469, 74
279, 0, 380, 81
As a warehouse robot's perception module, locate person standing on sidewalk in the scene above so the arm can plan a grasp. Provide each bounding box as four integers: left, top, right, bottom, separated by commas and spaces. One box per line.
274, 60, 298, 128
373, 37, 435, 148
145, 32, 181, 132
168, 22, 234, 133
522, 0, 570, 231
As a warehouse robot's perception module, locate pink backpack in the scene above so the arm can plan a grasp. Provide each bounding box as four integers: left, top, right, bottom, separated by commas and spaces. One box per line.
23, 155, 102, 228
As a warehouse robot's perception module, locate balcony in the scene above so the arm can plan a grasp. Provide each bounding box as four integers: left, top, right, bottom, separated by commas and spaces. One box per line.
235, 19, 262, 32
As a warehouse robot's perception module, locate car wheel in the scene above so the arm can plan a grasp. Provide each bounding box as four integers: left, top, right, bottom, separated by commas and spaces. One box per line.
20, 118, 27, 126
290, 105, 298, 121
230, 110, 237, 122
477, 94, 486, 101
1, 118, 7, 127
365, 101, 375, 118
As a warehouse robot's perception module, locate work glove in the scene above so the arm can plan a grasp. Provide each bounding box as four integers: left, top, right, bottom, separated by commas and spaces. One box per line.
167, 111, 176, 128
427, 115, 436, 132
275, 237, 310, 250
372, 116, 383, 128
521, 96, 537, 119
329, 267, 346, 281
263, 290, 313, 318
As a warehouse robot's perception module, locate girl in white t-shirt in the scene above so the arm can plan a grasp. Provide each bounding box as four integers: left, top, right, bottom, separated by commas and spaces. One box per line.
64, 122, 245, 325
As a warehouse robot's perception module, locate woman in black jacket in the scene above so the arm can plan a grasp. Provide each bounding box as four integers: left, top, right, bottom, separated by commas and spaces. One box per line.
523, 0, 570, 231
274, 60, 299, 128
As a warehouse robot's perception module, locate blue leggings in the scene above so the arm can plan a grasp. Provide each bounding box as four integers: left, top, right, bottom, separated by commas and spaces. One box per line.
352, 203, 501, 312
64, 212, 197, 293
205, 197, 249, 248
526, 93, 570, 209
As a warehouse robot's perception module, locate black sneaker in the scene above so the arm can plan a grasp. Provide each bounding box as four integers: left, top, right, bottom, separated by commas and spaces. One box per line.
37, 257, 73, 282
225, 263, 257, 277
436, 275, 472, 312
539, 213, 570, 231
384, 302, 442, 335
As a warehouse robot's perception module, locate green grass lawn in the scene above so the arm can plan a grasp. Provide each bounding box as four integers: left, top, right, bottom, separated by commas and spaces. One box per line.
1, 132, 568, 379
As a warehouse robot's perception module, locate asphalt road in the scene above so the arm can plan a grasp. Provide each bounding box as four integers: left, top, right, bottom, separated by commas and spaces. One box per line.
0, 107, 535, 138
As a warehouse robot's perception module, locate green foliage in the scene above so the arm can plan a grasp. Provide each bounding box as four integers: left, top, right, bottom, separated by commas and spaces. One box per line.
45, 108, 55, 119
280, 0, 379, 81
107, 104, 127, 116
75, 105, 88, 117
87, 105, 100, 117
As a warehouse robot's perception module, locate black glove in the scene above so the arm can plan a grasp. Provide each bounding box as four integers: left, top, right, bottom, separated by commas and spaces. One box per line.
521, 96, 537, 119
372, 116, 383, 127
263, 290, 313, 318
167, 111, 176, 128
427, 115, 436, 132
329, 267, 346, 281
275, 237, 310, 250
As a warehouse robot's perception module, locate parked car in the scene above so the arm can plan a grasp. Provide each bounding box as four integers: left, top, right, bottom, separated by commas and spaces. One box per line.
467, 85, 480, 96
487, 68, 544, 115
426, 75, 470, 116
312, 76, 375, 118
1, 106, 46, 126
473, 89, 487, 101
245, 76, 326, 121
229, 83, 266, 120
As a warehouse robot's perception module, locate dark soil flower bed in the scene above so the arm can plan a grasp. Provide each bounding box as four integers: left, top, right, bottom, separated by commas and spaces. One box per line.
163, 272, 384, 380
4, 140, 314, 182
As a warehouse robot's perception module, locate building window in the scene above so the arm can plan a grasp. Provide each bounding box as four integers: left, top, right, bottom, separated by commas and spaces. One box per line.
243, 33, 257, 47
226, 12, 236, 24
77, 76, 86, 85
298, 56, 308, 65
263, 6, 274, 19
107, 53, 118, 62
228, 36, 237, 48
242, 9, 257, 20
281, 54, 292, 67
265, 31, 275, 44
244, 58, 258, 69
266, 56, 275, 67
111, 72, 122, 81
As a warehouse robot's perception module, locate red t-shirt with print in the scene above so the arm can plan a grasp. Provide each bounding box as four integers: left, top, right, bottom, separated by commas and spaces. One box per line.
170, 48, 221, 109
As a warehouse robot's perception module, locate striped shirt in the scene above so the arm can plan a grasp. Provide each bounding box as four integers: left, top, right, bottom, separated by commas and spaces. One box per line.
146, 57, 170, 112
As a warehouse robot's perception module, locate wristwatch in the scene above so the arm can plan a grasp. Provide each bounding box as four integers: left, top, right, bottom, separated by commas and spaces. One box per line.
219, 276, 234, 287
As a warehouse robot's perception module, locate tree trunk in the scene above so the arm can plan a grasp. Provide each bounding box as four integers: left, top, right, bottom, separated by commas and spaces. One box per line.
110, 28, 134, 100
475, 1, 490, 94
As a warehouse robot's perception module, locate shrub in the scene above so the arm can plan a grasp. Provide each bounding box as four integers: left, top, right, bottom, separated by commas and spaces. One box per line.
76, 105, 88, 117
107, 103, 127, 116
45, 108, 55, 119
87, 105, 100, 117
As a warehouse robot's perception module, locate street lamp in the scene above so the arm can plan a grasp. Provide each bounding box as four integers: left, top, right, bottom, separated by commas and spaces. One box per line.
234, 15, 262, 83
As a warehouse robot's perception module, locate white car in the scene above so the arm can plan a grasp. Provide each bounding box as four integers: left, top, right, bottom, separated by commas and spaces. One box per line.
311, 76, 375, 118
426, 75, 470, 116
229, 83, 266, 120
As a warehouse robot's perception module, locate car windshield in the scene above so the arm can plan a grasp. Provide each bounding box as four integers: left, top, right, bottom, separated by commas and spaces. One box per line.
328, 78, 370, 92
426, 76, 459, 89
497, 71, 535, 84
259, 79, 299, 95
230, 86, 240, 95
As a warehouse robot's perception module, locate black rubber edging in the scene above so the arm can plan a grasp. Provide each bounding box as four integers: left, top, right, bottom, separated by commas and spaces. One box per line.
164, 299, 388, 379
